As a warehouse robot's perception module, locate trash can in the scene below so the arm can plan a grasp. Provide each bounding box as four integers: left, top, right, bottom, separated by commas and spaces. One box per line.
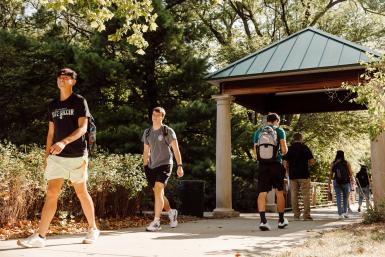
178, 180, 205, 217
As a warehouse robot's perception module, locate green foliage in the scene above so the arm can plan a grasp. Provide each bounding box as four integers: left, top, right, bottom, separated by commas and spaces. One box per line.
363, 200, 385, 224
40, 0, 158, 54
344, 55, 385, 139
0, 142, 146, 225
287, 111, 371, 181
0, 142, 46, 225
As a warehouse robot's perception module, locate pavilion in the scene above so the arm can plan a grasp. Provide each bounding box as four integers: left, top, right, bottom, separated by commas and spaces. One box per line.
206, 27, 383, 216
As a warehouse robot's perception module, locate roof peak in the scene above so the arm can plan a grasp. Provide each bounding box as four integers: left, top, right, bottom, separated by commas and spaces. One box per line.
207, 27, 381, 82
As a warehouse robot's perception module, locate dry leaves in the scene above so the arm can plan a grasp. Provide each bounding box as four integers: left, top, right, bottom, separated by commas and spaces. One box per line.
0, 215, 200, 240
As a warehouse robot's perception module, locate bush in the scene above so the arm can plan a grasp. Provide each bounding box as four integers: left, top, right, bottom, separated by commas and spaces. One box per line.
0, 142, 146, 225
363, 201, 385, 224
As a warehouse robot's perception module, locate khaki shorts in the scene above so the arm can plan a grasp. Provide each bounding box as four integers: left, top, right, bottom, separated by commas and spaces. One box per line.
45, 155, 88, 183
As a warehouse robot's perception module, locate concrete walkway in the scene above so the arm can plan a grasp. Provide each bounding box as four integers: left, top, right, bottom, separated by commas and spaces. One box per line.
0, 205, 363, 257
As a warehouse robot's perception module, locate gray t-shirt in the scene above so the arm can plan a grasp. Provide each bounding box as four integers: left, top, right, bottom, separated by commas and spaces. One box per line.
142, 125, 177, 169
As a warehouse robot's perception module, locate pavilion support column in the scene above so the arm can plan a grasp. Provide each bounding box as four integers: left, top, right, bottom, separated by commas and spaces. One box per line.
371, 132, 385, 206
212, 94, 239, 218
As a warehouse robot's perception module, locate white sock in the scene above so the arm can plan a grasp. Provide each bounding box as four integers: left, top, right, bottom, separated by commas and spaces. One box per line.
168, 209, 173, 214
154, 217, 160, 222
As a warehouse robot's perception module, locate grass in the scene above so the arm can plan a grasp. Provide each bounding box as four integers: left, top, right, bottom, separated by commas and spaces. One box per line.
273, 222, 385, 257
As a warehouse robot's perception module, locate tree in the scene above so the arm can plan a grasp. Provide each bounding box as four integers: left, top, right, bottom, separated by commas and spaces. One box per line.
344, 55, 385, 139
40, 0, 158, 54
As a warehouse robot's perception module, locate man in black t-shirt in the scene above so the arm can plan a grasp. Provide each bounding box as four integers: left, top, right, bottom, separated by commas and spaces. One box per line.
356, 165, 371, 212
283, 133, 315, 221
17, 68, 99, 248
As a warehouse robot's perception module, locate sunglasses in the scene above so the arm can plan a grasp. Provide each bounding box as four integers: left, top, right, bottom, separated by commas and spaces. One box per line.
57, 70, 75, 79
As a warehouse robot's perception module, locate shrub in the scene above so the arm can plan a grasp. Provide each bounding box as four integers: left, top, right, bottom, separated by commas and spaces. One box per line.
0, 142, 146, 225
0, 142, 46, 226
363, 200, 385, 224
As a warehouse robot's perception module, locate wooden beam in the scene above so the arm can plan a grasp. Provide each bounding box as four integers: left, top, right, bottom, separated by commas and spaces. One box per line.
222, 69, 363, 95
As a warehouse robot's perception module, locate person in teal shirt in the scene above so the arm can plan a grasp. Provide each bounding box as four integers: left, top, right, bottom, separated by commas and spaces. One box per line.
253, 113, 288, 231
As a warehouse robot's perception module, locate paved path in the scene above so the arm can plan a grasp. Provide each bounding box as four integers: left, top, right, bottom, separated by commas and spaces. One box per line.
0, 205, 363, 257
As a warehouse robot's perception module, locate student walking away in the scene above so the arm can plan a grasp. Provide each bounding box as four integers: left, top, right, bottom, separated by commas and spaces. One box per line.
142, 107, 184, 232
17, 68, 99, 248
253, 113, 288, 231
327, 150, 353, 219
283, 133, 316, 221
356, 165, 371, 212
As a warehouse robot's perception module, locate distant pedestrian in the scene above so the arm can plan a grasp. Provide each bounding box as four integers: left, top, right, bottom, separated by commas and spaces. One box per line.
142, 107, 184, 231
283, 133, 316, 221
253, 113, 288, 231
17, 68, 99, 248
356, 165, 371, 212
328, 150, 353, 219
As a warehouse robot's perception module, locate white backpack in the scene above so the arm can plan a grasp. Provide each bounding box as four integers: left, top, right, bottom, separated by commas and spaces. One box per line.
256, 126, 279, 162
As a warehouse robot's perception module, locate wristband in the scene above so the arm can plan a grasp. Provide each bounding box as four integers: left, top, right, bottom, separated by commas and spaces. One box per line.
177, 164, 183, 167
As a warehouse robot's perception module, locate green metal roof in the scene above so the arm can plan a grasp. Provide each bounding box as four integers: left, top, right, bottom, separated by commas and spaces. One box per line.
206, 27, 381, 82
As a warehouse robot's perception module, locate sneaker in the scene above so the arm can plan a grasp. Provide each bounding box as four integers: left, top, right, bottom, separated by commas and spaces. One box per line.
168, 209, 178, 228
17, 233, 46, 248
343, 213, 349, 218
146, 220, 161, 232
303, 216, 313, 221
259, 222, 271, 231
358, 207, 361, 212
278, 218, 289, 229
338, 215, 344, 220
348, 208, 353, 214
82, 228, 100, 244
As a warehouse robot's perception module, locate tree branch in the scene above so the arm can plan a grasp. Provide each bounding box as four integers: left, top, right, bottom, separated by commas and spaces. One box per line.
229, 0, 252, 39
310, 0, 348, 26
279, 0, 291, 35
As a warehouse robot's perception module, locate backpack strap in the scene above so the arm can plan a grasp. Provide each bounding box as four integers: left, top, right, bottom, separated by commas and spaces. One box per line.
145, 127, 152, 143
145, 126, 170, 147
162, 125, 170, 147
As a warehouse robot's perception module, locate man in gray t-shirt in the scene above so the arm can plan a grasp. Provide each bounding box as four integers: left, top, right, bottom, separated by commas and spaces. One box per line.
142, 107, 184, 232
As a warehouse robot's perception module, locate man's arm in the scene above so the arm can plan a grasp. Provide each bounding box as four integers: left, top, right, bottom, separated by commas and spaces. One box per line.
49, 117, 88, 155
44, 121, 55, 168
143, 143, 150, 166
279, 139, 288, 155
171, 139, 184, 178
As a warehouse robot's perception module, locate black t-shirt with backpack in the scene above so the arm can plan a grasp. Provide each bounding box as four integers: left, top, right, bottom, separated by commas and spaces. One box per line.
283, 142, 314, 179
356, 171, 370, 187
332, 160, 351, 185
48, 93, 90, 157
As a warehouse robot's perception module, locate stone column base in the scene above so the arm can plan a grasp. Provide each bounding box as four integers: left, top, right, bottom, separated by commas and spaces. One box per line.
265, 190, 277, 213
265, 204, 277, 213
213, 208, 240, 218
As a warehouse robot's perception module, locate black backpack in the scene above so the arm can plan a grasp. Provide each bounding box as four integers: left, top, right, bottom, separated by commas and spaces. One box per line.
332, 161, 350, 185
86, 115, 97, 155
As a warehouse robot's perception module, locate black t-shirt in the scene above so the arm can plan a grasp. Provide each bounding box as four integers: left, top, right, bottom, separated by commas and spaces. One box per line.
48, 93, 90, 157
283, 142, 314, 179
356, 171, 370, 187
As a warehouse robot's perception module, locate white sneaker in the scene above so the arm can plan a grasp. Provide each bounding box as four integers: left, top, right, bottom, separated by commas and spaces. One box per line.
278, 218, 289, 229
343, 213, 349, 218
146, 220, 161, 232
82, 228, 100, 244
259, 222, 271, 231
168, 209, 178, 228
17, 233, 46, 248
